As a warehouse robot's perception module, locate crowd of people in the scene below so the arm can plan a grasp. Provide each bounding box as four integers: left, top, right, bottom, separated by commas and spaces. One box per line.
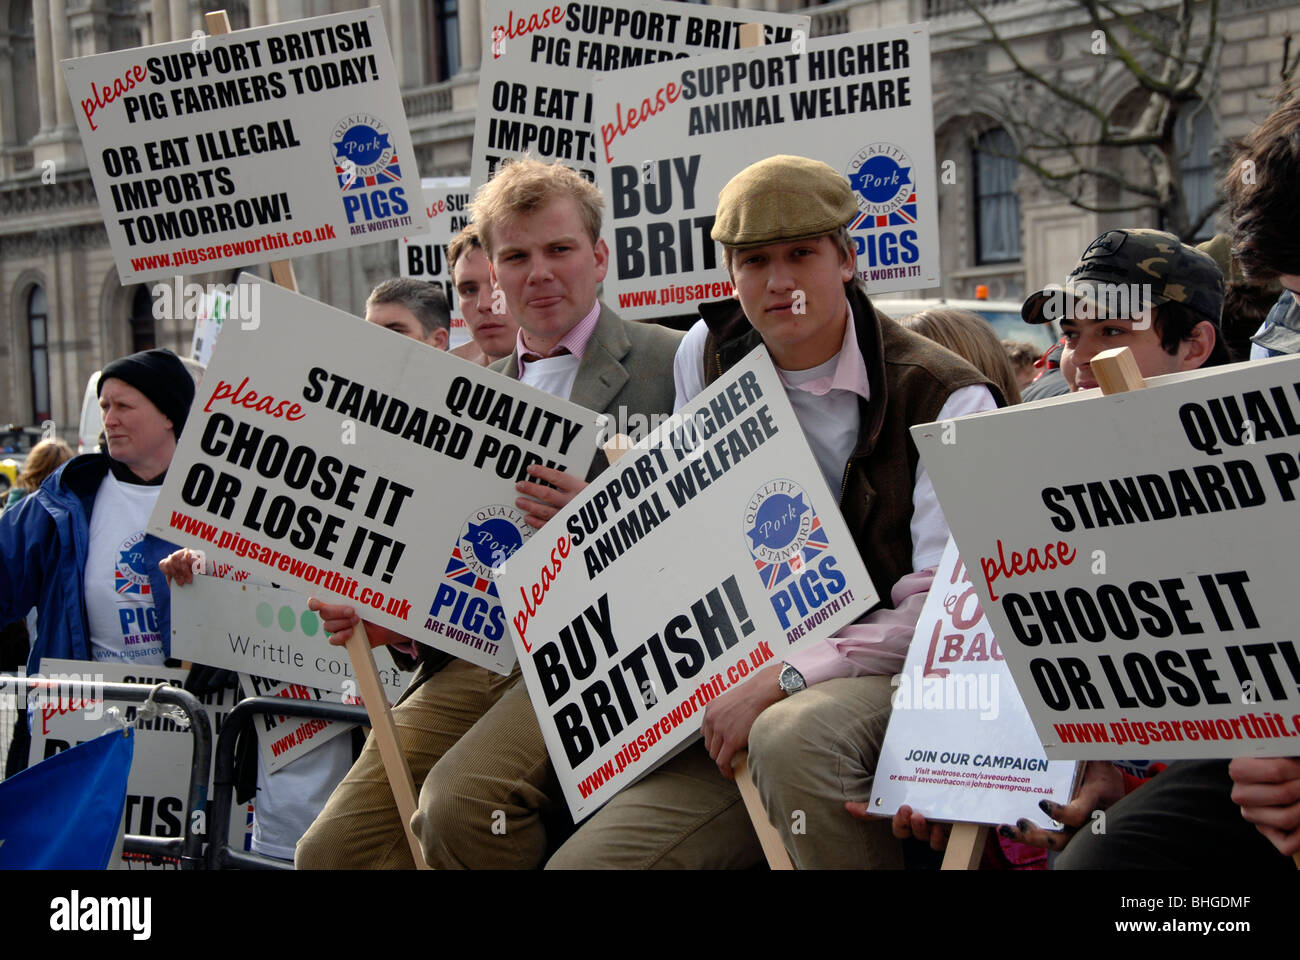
2, 87, 1298, 871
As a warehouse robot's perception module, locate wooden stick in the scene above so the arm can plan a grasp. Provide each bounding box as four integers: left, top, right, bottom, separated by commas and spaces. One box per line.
204, 7, 428, 869
738, 23, 765, 49
344, 622, 429, 868
1091, 346, 1147, 395
941, 822, 988, 870
733, 751, 795, 870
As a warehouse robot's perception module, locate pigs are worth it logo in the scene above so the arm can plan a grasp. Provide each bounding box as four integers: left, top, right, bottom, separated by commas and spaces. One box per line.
745, 480, 829, 589
845, 142, 917, 230
331, 114, 400, 191
445, 505, 532, 596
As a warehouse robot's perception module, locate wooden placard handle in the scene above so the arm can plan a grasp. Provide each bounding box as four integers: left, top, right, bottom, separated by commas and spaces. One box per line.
941, 822, 988, 870
345, 622, 430, 869
1091, 346, 1147, 395
733, 751, 795, 870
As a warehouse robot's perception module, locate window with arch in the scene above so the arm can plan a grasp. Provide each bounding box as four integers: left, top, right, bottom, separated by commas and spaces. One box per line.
10, 1, 40, 145
130, 285, 156, 352
1174, 100, 1215, 241
28, 285, 50, 423
429, 0, 461, 81
973, 127, 1022, 264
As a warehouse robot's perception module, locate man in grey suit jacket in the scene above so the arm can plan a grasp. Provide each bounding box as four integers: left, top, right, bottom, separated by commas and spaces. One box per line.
298, 155, 679, 869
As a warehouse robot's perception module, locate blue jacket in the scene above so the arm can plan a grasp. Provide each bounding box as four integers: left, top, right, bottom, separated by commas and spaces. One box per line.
0, 453, 178, 674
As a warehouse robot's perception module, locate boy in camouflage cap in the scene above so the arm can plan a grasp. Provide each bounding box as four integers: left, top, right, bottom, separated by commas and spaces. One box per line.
1022, 228, 1228, 391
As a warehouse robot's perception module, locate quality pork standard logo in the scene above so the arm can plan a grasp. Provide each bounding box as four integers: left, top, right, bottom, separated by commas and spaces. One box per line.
114, 531, 152, 597
845, 142, 915, 227
426, 505, 532, 651
446, 504, 532, 593
844, 142, 921, 274
331, 113, 409, 227
744, 480, 850, 639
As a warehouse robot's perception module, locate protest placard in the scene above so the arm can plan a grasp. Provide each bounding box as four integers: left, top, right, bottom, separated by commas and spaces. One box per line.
188, 286, 230, 366
62, 8, 429, 285
471, 0, 807, 186
237, 672, 355, 774
147, 274, 605, 674
29, 659, 252, 868
591, 24, 939, 319
498, 349, 878, 819
913, 356, 1300, 759
399, 178, 473, 350
172, 576, 407, 701
872, 538, 1077, 826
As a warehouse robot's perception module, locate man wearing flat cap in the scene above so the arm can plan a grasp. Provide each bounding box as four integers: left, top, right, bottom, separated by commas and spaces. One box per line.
546, 155, 1002, 869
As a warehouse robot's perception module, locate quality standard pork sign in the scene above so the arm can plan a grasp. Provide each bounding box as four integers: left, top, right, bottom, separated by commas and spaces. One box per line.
913, 357, 1300, 759
148, 275, 604, 674
498, 350, 878, 819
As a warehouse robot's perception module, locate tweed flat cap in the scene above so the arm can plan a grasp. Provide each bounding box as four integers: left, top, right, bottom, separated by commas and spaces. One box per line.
712, 155, 858, 248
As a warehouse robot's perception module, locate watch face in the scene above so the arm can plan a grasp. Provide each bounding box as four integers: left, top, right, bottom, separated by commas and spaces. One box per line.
780, 664, 803, 692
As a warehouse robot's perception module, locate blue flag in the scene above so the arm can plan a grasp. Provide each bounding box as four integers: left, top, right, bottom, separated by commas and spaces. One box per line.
0, 728, 134, 869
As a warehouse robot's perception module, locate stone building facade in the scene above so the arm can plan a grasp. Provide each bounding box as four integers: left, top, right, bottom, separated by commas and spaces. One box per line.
2, 0, 1296, 439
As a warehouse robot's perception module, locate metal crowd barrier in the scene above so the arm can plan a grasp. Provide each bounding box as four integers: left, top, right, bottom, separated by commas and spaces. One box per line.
206, 695, 371, 870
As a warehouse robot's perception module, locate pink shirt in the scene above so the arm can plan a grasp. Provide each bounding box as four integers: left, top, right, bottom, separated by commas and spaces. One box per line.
516, 301, 601, 363
776, 300, 870, 402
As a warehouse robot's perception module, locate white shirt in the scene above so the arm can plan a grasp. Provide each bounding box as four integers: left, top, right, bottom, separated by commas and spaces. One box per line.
672, 315, 997, 571
84, 474, 166, 664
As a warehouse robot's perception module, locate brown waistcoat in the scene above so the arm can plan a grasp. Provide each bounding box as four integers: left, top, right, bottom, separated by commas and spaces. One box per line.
700, 286, 1002, 606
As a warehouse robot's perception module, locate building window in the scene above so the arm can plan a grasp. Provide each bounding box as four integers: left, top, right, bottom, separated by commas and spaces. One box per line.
973, 127, 1022, 264
1175, 101, 1215, 241
436, 0, 460, 81
10, 1, 40, 144
130, 285, 156, 352
28, 285, 50, 423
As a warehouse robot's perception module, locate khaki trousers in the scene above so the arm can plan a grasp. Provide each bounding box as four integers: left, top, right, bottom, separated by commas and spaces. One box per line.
547, 674, 901, 869
295, 659, 553, 869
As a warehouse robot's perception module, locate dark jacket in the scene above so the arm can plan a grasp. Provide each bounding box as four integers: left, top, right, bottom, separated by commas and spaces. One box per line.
700, 285, 1001, 603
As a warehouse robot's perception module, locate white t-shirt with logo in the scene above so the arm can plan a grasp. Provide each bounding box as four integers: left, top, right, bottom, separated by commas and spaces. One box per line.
84, 474, 166, 664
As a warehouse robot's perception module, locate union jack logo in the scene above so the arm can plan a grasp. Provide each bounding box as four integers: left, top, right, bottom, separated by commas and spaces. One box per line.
850, 193, 917, 230
443, 546, 499, 598
752, 516, 831, 590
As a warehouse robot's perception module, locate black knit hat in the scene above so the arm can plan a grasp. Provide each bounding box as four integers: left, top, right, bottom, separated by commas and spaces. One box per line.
98, 348, 195, 439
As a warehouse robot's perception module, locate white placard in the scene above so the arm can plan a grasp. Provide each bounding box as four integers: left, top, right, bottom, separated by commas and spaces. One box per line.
914, 357, 1300, 759
29, 659, 252, 868
872, 539, 1078, 825
471, 0, 807, 186
399, 179, 473, 350
62, 9, 429, 284
148, 274, 605, 675
172, 576, 407, 700
238, 672, 356, 774
499, 349, 879, 819
593, 24, 940, 319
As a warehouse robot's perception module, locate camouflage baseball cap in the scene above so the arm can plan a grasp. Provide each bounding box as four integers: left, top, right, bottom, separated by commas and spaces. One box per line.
1022, 228, 1224, 326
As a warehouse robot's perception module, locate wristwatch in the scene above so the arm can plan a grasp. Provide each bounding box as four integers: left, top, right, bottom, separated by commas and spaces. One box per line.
778, 662, 806, 696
